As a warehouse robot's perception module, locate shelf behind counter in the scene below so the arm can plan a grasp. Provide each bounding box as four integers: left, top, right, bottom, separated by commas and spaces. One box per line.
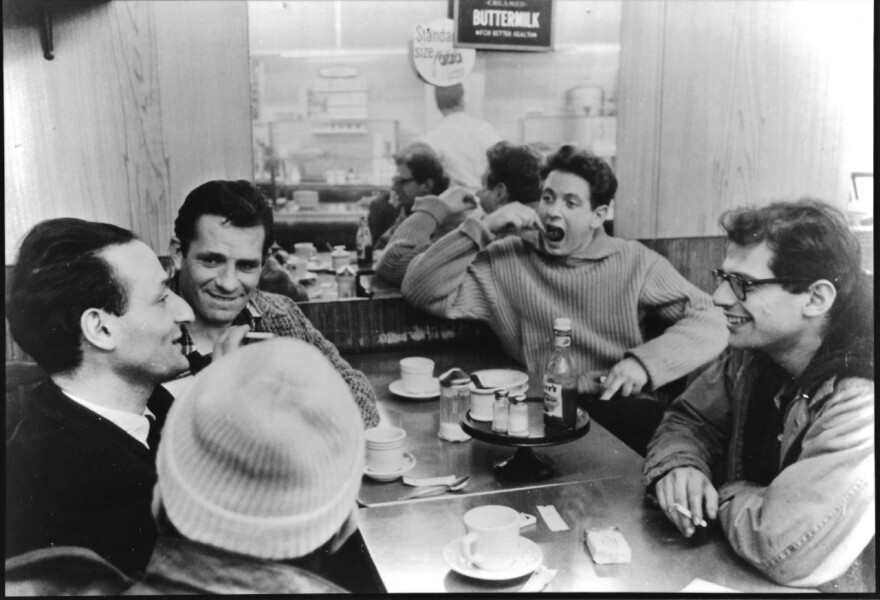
263, 183, 389, 249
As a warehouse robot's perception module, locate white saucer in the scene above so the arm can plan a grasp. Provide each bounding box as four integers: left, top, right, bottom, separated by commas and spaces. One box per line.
306, 261, 332, 271
389, 378, 440, 400
364, 452, 416, 482
296, 272, 317, 282
444, 535, 543, 581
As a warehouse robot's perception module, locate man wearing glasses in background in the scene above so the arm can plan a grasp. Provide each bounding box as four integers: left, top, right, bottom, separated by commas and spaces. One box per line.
644, 199, 875, 591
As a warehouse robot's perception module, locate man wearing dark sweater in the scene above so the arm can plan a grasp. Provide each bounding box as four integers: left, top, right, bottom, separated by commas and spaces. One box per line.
5, 218, 210, 576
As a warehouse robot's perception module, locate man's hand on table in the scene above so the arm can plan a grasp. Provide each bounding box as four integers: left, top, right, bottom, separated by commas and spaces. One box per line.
655, 467, 718, 538
579, 357, 649, 400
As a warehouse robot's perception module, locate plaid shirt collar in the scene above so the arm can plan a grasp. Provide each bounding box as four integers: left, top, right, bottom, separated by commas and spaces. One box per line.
171, 274, 263, 357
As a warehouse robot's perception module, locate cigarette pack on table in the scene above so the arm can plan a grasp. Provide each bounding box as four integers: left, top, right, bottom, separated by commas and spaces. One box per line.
585, 528, 631, 564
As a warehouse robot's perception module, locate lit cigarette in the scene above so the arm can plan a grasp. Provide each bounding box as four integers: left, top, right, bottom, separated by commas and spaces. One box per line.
673, 503, 707, 527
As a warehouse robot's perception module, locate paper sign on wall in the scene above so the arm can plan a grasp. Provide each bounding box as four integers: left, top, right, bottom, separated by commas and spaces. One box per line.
411, 18, 476, 87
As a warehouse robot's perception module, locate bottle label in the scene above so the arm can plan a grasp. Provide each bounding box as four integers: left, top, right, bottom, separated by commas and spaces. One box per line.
543, 380, 562, 418
554, 335, 571, 347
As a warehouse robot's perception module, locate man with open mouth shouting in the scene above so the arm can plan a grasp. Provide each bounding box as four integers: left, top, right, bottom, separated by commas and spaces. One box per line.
403, 144, 728, 454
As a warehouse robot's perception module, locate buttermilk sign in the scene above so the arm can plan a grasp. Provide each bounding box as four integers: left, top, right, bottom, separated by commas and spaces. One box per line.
453, 0, 553, 52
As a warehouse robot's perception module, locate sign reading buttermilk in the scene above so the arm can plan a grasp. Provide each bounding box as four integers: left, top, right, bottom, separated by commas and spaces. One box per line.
453, 0, 553, 52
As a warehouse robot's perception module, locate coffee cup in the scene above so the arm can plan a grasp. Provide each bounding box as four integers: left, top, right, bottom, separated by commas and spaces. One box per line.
364, 426, 406, 473
294, 242, 317, 262
399, 357, 435, 393
331, 249, 351, 270
284, 256, 308, 280
460, 505, 537, 570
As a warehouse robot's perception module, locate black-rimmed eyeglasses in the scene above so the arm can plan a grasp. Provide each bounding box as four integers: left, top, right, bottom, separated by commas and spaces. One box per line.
711, 269, 815, 301
392, 175, 415, 185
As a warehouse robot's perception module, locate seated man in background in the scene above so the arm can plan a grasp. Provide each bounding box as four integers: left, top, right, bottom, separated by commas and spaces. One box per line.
6, 339, 369, 594
371, 142, 450, 250
169, 179, 379, 427
644, 199, 874, 591
376, 141, 543, 285
5, 218, 197, 576
402, 144, 727, 454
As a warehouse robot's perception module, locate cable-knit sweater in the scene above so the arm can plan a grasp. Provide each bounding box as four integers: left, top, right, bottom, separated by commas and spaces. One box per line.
402, 216, 728, 396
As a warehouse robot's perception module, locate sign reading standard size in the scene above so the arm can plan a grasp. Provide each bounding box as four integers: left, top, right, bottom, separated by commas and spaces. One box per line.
453, 0, 553, 52
412, 18, 477, 86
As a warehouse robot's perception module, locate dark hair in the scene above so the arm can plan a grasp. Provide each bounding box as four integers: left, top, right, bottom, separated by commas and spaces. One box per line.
719, 198, 861, 301
540, 144, 618, 208
485, 141, 544, 205
7, 218, 136, 375
393, 143, 450, 195
720, 198, 872, 384
174, 180, 274, 256
434, 83, 464, 111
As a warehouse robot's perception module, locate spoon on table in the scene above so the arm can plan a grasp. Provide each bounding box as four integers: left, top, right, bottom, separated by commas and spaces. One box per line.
397, 475, 471, 501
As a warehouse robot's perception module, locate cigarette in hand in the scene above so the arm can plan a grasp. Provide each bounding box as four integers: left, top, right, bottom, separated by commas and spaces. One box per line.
672, 503, 707, 527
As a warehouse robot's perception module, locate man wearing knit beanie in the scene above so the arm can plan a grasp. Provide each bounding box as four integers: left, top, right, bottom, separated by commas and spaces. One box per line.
131, 338, 366, 594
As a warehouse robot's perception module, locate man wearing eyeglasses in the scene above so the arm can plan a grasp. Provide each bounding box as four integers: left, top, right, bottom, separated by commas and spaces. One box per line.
369, 143, 451, 250
644, 199, 874, 591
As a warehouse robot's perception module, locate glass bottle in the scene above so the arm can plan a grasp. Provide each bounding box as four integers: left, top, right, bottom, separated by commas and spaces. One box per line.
508, 394, 529, 437
438, 368, 472, 442
492, 388, 509, 433
543, 317, 578, 432
356, 215, 373, 268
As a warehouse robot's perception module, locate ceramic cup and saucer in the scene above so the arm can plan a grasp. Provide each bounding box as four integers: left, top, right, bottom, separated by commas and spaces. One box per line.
443, 505, 541, 580
389, 357, 440, 400
363, 452, 416, 482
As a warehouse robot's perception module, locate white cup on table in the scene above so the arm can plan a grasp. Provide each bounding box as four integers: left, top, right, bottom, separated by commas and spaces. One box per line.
399, 357, 435, 393
294, 242, 317, 262
460, 505, 536, 570
364, 426, 407, 473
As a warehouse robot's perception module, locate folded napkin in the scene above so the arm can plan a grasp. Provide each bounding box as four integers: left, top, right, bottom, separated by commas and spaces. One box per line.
521, 565, 557, 592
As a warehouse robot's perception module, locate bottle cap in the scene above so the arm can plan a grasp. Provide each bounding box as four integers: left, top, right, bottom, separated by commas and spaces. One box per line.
554, 317, 572, 331
439, 368, 471, 387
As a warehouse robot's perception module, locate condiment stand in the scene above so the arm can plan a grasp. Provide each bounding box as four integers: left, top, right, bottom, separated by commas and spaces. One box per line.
460, 399, 590, 482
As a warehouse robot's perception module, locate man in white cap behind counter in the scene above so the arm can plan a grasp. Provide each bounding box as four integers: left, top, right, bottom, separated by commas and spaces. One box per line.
132, 337, 366, 593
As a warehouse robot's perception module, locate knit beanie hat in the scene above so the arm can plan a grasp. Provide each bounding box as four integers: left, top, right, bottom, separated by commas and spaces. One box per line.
155, 338, 365, 559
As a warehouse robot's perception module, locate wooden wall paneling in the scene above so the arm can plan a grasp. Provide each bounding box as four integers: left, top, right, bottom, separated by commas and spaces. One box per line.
615, 0, 666, 240
152, 0, 253, 251
4, 1, 133, 261
107, 1, 173, 253
657, 0, 848, 238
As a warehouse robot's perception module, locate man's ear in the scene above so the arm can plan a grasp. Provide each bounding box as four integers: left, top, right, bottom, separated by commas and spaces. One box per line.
591, 204, 609, 226
803, 279, 837, 318
169, 237, 183, 272
418, 179, 434, 196
80, 308, 117, 352
494, 182, 509, 204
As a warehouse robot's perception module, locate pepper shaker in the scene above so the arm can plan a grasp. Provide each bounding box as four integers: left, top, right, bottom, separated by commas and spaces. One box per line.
508, 394, 529, 437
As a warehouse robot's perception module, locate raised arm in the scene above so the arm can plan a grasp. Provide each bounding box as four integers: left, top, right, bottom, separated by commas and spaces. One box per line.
627, 254, 728, 389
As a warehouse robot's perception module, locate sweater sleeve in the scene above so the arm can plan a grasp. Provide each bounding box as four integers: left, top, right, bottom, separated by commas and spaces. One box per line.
626, 253, 729, 388
717, 378, 875, 587
257, 293, 380, 428
375, 196, 452, 286
401, 215, 498, 321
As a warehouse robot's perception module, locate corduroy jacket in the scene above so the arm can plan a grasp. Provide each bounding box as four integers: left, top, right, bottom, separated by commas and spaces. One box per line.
643, 349, 875, 589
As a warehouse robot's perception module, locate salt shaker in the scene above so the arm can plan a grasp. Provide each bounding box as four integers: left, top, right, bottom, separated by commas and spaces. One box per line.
508, 394, 529, 437
492, 388, 509, 433
438, 368, 472, 442
336, 265, 356, 299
